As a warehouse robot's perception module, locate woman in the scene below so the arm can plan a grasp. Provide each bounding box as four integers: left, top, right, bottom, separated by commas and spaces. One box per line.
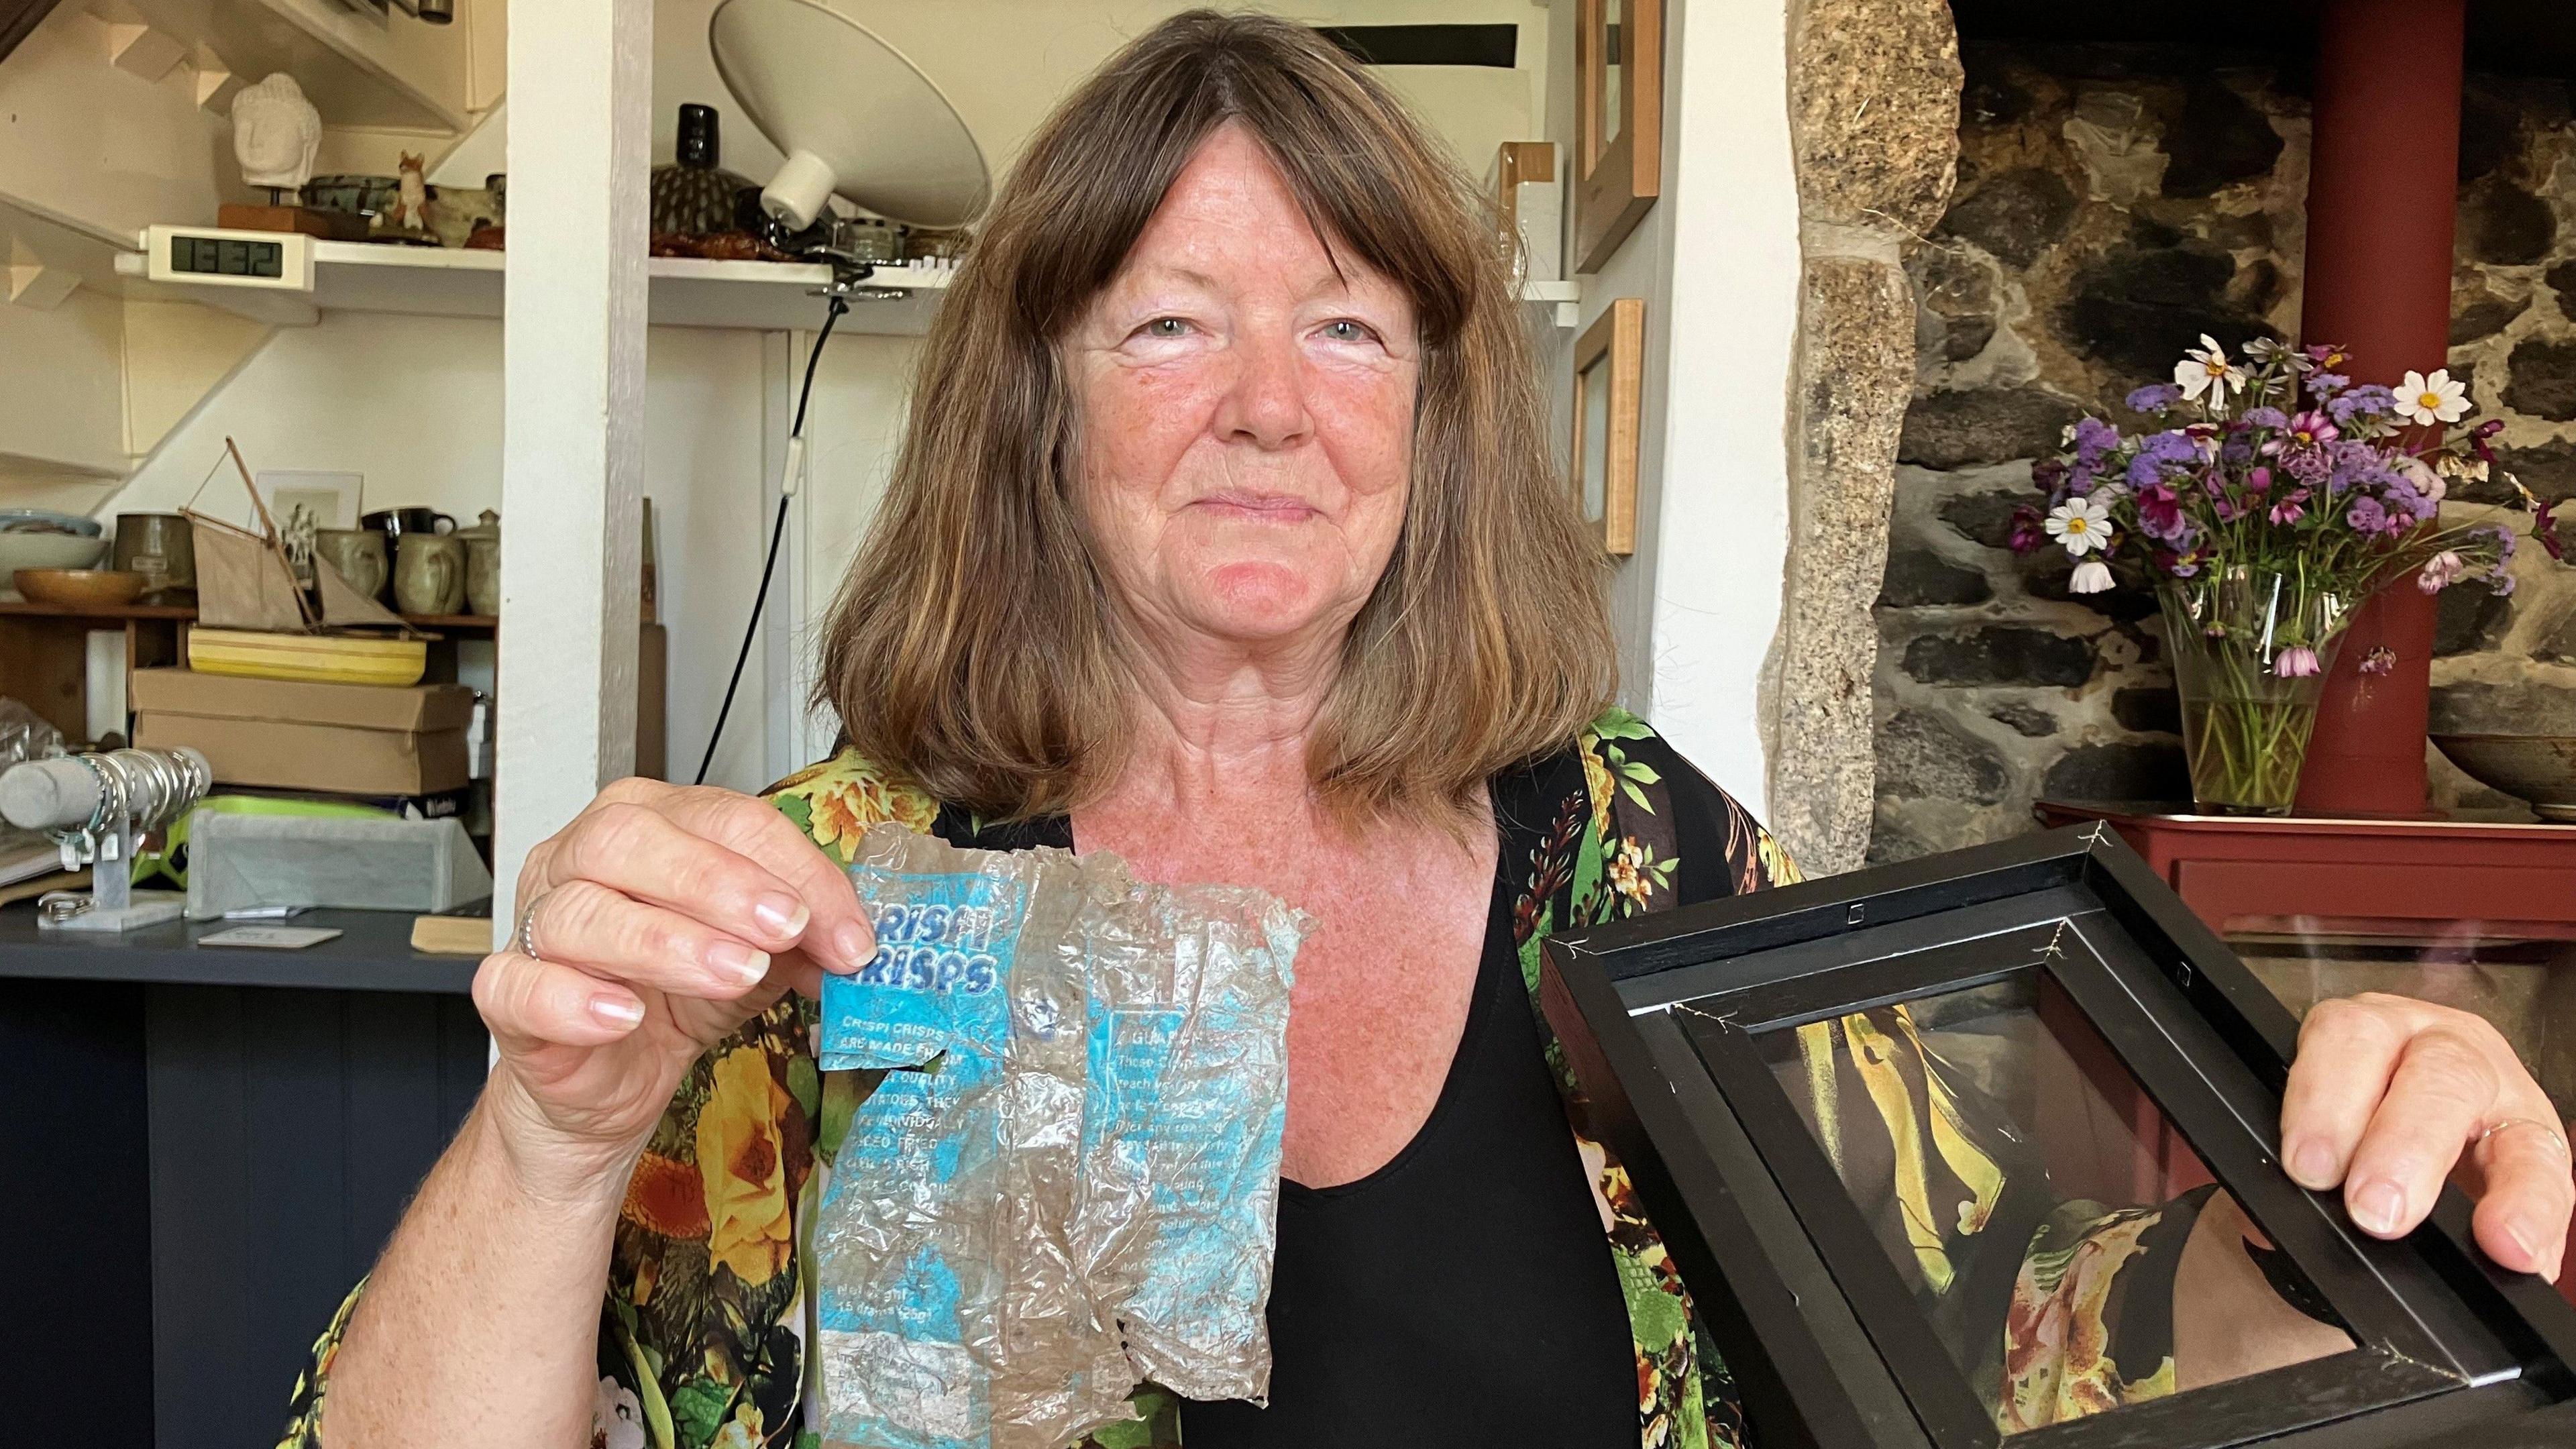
287, 13, 2570, 1449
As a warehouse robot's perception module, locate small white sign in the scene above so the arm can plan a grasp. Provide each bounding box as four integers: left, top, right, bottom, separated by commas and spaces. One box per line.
197, 925, 345, 951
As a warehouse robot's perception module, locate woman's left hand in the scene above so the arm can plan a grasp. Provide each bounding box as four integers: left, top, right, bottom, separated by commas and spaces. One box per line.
2282, 991, 2573, 1277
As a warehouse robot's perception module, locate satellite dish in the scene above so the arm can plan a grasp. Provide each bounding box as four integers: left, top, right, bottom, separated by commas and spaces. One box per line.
709, 0, 991, 231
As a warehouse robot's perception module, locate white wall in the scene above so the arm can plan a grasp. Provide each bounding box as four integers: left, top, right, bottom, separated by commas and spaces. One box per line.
62, 0, 1799, 806
1534, 0, 1799, 814
443, 0, 1552, 202
97, 312, 799, 792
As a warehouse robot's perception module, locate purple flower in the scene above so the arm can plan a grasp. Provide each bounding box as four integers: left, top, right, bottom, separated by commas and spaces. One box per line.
2247, 465, 2273, 492
2072, 416, 2121, 465
2033, 458, 2068, 493
2242, 406, 2289, 430
2328, 384, 2397, 424
2490, 572, 2518, 597
2484, 522, 2520, 567
2274, 646, 2322, 678
2347, 495, 2390, 533
2383, 478, 2438, 525
2127, 383, 2184, 413
2006, 505, 2045, 554
2304, 371, 2351, 400
2126, 429, 2200, 486
2359, 645, 2397, 676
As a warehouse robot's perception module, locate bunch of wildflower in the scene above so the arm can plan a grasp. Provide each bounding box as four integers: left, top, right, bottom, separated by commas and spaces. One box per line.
2009, 337, 2565, 675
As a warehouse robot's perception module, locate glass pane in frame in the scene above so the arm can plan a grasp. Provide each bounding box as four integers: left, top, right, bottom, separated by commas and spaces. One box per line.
1597, 0, 1625, 165
1579, 357, 1611, 524
1750, 967, 2356, 1434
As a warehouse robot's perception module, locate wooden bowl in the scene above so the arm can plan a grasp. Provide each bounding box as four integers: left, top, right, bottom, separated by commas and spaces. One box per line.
2432, 733, 2576, 822
12, 568, 146, 609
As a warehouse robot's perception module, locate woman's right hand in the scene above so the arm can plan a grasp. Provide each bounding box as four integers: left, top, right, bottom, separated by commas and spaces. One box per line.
470, 777, 877, 1199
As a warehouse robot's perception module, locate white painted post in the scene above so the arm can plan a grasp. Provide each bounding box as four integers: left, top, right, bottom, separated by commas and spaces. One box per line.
493, 0, 651, 943
1643, 0, 1801, 818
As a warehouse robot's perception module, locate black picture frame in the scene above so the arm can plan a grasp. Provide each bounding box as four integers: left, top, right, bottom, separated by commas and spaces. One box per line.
1539, 823, 2576, 1449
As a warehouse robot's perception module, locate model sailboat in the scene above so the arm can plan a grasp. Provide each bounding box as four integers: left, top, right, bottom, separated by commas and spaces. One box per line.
186, 438, 416, 635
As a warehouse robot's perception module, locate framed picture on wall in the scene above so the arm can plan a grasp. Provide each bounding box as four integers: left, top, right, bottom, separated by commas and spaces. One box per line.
256, 470, 364, 582
1574, 0, 1661, 274
1570, 298, 1643, 557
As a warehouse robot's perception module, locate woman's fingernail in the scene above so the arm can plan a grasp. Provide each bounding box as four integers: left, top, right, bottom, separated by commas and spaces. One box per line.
2351, 1179, 2408, 1235
589, 994, 644, 1028
753, 894, 808, 938
2288, 1138, 2338, 1188
834, 921, 874, 968
2502, 1216, 2543, 1269
706, 939, 769, 986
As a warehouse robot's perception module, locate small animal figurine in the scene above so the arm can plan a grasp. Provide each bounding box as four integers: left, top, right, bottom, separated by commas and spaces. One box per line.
389, 152, 431, 233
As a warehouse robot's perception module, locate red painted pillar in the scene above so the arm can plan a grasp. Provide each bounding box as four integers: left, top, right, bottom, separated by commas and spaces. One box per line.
2294, 0, 2466, 818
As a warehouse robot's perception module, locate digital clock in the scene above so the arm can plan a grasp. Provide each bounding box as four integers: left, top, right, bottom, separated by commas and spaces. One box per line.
142, 226, 317, 291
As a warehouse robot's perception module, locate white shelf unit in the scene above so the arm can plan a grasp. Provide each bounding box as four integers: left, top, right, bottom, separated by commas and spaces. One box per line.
127, 0, 473, 132
113, 241, 957, 333
113, 239, 1578, 332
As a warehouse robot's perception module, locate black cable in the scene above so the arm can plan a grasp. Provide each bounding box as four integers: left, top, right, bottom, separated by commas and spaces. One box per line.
694, 294, 849, 786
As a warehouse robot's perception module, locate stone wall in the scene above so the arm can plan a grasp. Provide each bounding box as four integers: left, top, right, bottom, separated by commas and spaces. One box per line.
1766, 0, 1961, 875
1870, 43, 2576, 861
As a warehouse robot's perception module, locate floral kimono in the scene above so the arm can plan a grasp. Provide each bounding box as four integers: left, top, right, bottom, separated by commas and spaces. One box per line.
278, 710, 2216, 1449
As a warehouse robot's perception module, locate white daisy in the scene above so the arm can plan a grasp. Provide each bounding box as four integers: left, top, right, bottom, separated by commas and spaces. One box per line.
2069, 558, 2115, 593
2045, 496, 2115, 556
2394, 369, 2468, 426
2175, 333, 2243, 402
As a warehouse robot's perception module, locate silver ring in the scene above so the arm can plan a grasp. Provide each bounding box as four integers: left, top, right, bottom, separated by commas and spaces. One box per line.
513, 892, 547, 961
2479, 1117, 2572, 1162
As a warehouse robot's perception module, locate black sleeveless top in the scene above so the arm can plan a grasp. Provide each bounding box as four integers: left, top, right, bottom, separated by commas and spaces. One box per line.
1179, 869, 1638, 1446
941, 810, 1636, 1446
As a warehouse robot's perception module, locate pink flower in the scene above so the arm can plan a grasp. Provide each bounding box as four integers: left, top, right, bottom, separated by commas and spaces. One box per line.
2359, 645, 2398, 676
2268, 490, 2309, 525
2274, 646, 2322, 678
2282, 410, 2340, 449
2417, 549, 2465, 593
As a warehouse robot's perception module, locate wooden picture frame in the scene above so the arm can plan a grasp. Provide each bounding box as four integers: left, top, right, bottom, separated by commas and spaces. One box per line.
1570, 298, 1644, 557
1573, 0, 1661, 274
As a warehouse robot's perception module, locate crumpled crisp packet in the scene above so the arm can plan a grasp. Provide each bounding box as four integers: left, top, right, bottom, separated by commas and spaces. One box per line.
812, 822, 1305, 1449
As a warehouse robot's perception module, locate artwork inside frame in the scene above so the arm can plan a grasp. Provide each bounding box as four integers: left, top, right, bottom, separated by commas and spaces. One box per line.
1573, 0, 1660, 273
1570, 297, 1643, 557
254, 470, 364, 585
1538, 826, 2576, 1449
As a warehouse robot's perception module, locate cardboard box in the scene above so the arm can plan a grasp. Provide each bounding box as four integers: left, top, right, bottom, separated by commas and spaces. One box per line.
131, 668, 474, 796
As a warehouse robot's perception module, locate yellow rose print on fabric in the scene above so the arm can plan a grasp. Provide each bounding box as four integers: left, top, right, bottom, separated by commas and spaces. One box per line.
768, 753, 941, 865
698, 1046, 796, 1288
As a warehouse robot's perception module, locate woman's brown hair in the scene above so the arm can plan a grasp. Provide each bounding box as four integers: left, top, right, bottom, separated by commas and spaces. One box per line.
816, 8, 1614, 822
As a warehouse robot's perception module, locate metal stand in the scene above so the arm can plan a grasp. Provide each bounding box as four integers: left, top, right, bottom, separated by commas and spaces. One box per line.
40, 814, 186, 932
0, 748, 209, 932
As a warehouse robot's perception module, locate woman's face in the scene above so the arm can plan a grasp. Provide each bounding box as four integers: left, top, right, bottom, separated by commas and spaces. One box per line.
1069, 121, 1419, 663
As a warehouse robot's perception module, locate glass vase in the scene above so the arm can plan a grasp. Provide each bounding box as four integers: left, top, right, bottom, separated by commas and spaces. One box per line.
2157, 568, 2353, 816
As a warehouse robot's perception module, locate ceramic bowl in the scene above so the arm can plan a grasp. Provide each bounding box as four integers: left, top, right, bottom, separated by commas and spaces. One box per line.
303, 174, 400, 218
2432, 733, 2576, 822
13, 568, 146, 609
0, 508, 102, 537
0, 532, 109, 598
